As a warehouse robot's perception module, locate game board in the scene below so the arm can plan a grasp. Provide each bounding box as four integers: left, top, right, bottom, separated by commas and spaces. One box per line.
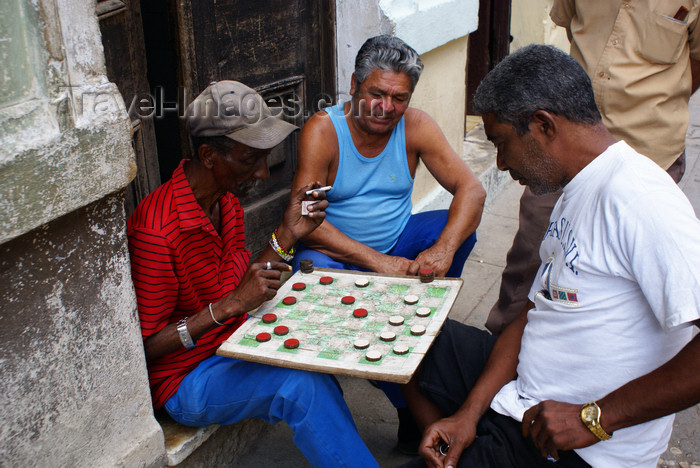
217, 267, 463, 383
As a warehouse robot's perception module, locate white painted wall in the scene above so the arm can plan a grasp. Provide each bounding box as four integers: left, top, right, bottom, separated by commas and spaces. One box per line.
335, 0, 479, 97
379, 0, 478, 55
510, 0, 569, 53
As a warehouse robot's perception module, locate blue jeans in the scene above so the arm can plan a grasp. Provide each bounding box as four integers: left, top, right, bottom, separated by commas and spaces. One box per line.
292, 210, 477, 278
291, 210, 478, 408
164, 354, 378, 468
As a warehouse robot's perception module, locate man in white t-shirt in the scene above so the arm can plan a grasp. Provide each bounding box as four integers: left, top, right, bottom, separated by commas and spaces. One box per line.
399, 44, 700, 468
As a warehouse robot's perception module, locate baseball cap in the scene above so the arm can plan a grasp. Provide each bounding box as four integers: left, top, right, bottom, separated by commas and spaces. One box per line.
186, 81, 298, 149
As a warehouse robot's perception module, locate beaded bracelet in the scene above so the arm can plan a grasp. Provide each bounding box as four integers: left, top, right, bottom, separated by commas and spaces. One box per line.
269, 229, 295, 262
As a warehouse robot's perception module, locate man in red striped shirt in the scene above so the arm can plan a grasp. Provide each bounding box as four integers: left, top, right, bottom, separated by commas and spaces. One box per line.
127, 81, 378, 467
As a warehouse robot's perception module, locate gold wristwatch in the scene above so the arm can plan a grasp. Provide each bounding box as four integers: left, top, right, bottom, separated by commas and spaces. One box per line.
580, 401, 612, 441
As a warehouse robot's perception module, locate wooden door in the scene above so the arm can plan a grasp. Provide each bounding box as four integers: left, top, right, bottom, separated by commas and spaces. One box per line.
163, 0, 337, 255
97, 0, 161, 215
466, 0, 512, 115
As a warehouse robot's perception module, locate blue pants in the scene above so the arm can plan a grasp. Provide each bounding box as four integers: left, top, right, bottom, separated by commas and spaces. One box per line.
164, 354, 378, 468
291, 210, 478, 408
292, 210, 477, 278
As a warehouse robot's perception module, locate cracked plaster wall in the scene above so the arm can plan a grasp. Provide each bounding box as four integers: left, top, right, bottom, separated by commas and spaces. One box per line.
0, 194, 164, 467
0, 0, 136, 244
0, 0, 164, 465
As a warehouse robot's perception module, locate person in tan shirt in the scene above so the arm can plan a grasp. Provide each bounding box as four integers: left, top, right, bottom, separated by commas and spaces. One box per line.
486, 0, 700, 335
552, 0, 700, 171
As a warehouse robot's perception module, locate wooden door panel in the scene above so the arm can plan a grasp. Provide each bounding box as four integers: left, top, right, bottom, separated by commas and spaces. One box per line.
98, 0, 161, 215
171, 0, 335, 255
466, 0, 511, 115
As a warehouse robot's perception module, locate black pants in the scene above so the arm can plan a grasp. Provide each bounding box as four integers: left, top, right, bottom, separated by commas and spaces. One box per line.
403, 320, 590, 468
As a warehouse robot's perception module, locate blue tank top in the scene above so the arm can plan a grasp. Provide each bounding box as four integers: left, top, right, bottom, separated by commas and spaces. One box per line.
323, 103, 413, 253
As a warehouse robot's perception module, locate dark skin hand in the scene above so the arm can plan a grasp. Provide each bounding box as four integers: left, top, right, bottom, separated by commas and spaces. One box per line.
421, 414, 477, 468
143, 181, 328, 362
522, 400, 597, 461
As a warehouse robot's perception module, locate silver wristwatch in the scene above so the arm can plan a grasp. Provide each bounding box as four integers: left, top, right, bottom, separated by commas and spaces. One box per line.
177, 318, 196, 349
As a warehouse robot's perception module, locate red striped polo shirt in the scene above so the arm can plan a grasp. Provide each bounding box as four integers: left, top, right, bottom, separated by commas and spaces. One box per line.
127, 159, 251, 409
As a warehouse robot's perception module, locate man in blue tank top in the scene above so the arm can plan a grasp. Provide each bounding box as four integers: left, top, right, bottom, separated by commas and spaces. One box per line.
291, 35, 484, 281
290, 35, 486, 454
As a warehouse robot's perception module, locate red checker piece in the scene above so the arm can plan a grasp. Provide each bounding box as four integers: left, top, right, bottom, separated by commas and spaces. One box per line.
274, 325, 289, 336
284, 338, 300, 349
256, 332, 271, 342
319, 276, 334, 285
341, 295, 355, 305
262, 313, 277, 323
420, 269, 434, 275
353, 308, 368, 318
282, 296, 297, 306
292, 282, 306, 291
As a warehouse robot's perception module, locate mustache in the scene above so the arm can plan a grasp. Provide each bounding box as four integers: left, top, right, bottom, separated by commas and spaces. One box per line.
235, 179, 260, 197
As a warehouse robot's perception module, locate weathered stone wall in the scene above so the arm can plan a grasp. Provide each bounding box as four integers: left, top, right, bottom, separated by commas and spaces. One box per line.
0, 192, 164, 467
0, 0, 165, 465
0, 0, 137, 244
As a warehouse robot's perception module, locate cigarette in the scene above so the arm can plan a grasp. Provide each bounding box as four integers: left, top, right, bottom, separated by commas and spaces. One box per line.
305, 185, 333, 195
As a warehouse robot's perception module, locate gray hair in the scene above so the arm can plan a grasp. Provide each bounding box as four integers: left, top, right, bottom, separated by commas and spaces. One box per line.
354, 35, 424, 90
473, 44, 601, 135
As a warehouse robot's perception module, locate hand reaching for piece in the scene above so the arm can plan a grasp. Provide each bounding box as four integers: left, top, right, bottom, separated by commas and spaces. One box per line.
410, 244, 454, 277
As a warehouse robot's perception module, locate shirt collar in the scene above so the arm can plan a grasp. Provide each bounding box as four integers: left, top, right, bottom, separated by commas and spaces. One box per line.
170, 159, 210, 231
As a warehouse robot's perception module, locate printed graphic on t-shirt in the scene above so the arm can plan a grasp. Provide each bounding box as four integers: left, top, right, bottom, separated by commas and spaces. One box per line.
543, 216, 580, 275
550, 284, 579, 306
537, 256, 580, 306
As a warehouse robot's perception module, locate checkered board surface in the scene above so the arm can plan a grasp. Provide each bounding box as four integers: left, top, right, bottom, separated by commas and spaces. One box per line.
217, 268, 463, 383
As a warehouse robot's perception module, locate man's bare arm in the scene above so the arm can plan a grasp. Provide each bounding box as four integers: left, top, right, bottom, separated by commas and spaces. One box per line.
406, 109, 486, 276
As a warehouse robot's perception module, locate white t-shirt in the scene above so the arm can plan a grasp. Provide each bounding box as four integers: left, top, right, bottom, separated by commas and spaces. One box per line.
490, 141, 700, 467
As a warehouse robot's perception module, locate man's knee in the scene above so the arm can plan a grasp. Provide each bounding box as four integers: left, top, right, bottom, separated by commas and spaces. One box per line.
416, 320, 495, 414
275, 368, 343, 405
